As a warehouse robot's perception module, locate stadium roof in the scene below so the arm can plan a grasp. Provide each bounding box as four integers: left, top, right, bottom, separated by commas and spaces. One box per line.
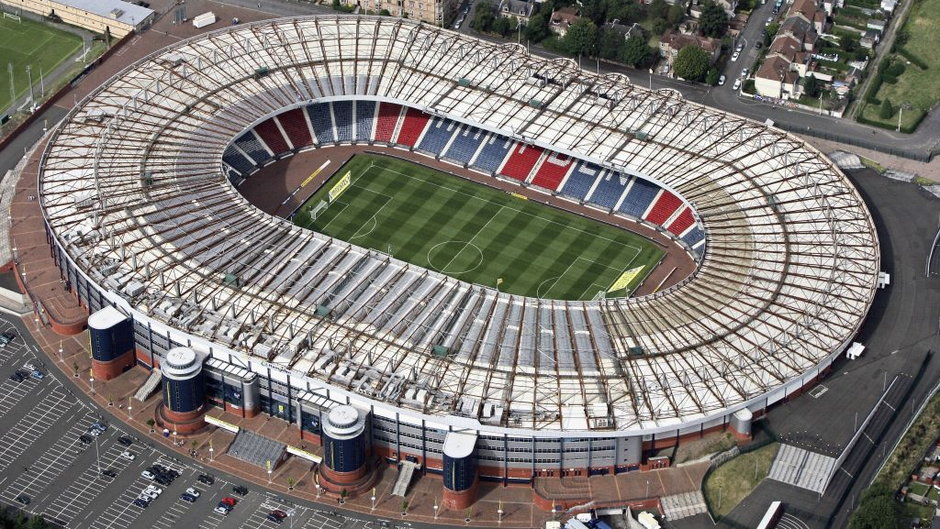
38, 16, 879, 434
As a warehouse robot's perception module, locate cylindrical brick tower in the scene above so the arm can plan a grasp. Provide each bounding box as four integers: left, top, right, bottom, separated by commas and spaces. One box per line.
442, 430, 479, 510
88, 305, 135, 380
321, 405, 369, 485
158, 347, 206, 434
730, 408, 753, 441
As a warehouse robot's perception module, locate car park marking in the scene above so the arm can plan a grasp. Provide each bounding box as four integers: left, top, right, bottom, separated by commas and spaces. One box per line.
0, 376, 40, 419
42, 438, 134, 526
0, 387, 73, 472
88, 477, 155, 529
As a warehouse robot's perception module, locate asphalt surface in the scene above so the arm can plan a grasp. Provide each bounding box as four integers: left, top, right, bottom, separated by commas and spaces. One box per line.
0, 312, 439, 529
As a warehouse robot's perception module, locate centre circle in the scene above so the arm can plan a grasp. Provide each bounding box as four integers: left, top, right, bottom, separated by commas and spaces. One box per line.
427, 241, 484, 275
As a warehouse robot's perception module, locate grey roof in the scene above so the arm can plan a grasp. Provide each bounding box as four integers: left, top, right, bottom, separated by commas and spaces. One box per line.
60, 0, 154, 26
227, 430, 286, 469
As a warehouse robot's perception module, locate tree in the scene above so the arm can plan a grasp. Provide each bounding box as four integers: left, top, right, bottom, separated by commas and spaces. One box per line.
524, 9, 551, 43
72, 361, 79, 377
146, 418, 156, 433
648, 0, 669, 20
400, 500, 409, 514
597, 27, 625, 60
620, 35, 653, 67
470, 0, 496, 32
340, 488, 348, 503
492, 16, 514, 36
699, 1, 729, 38
562, 18, 598, 56
379, 8, 391, 15
803, 74, 821, 98
763, 23, 780, 46
287, 477, 296, 490
848, 483, 899, 529
705, 66, 720, 86
666, 3, 685, 27
878, 99, 894, 119
673, 45, 710, 81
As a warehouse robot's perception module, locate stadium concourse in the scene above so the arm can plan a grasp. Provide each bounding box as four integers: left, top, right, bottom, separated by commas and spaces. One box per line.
25, 14, 879, 515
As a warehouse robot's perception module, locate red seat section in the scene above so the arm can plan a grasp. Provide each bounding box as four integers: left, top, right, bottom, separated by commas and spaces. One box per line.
666, 207, 695, 235
278, 108, 312, 149
395, 107, 431, 147
374, 103, 403, 143
501, 143, 543, 181
254, 118, 290, 155
530, 152, 572, 190
645, 191, 682, 226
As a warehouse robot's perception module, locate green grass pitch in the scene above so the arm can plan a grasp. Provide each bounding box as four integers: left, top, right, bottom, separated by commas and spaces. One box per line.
0, 14, 83, 112
294, 154, 665, 300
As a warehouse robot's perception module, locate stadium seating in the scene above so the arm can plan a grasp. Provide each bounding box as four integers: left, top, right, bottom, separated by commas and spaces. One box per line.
617, 178, 660, 218
530, 152, 572, 191
472, 135, 513, 173
644, 191, 682, 226
233, 131, 272, 166
666, 207, 695, 236
500, 143, 543, 182
560, 161, 603, 200
374, 102, 403, 143
306, 103, 335, 144
277, 108, 313, 149
417, 117, 456, 155
443, 125, 487, 164
354, 101, 376, 142
396, 107, 431, 147
332, 101, 354, 142
254, 118, 290, 155
587, 171, 630, 209
222, 146, 256, 176
681, 226, 705, 248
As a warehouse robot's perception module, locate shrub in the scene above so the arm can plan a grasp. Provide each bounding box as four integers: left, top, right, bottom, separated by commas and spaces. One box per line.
879, 99, 894, 119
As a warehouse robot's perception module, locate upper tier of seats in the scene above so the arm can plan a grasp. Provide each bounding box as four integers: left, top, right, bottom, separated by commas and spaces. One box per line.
223, 101, 704, 256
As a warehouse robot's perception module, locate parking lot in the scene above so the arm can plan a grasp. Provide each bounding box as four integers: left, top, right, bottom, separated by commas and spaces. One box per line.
0, 313, 422, 529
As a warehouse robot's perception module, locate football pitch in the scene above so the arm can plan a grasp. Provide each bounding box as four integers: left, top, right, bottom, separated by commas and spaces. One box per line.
0, 14, 83, 112
294, 154, 664, 300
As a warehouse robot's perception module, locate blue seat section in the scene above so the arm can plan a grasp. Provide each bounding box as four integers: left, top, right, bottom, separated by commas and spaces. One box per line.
233, 132, 271, 166
618, 178, 660, 218
444, 125, 486, 164
417, 117, 455, 155
306, 103, 334, 144
332, 101, 353, 142
589, 172, 630, 209
471, 135, 512, 173
560, 161, 603, 200
223, 146, 255, 176
681, 226, 705, 247
355, 100, 376, 141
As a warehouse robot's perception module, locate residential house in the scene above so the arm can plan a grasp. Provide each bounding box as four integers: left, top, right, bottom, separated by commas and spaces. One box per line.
498, 0, 534, 25
787, 0, 828, 34
880, 0, 897, 14
860, 28, 880, 48
602, 21, 643, 41
778, 16, 818, 51
549, 6, 580, 36
659, 30, 721, 68
866, 19, 887, 34
754, 55, 802, 98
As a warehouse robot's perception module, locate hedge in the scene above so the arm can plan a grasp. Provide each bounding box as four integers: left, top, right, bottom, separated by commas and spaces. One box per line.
857, 106, 926, 133
895, 47, 929, 70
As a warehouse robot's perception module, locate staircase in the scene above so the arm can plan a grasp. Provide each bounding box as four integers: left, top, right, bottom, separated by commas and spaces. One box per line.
392, 461, 418, 497
134, 368, 161, 402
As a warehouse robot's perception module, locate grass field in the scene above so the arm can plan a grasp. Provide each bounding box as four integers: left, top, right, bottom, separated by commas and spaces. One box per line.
703, 443, 779, 518
0, 14, 83, 113
859, 0, 940, 129
293, 154, 664, 300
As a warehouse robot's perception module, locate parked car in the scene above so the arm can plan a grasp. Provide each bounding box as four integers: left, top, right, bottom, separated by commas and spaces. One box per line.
755, 41, 763, 49
221, 497, 238, 507
8, 372, 25, 383
141, 470, 156, 480
732, 78, 742, 91
101, 468, 118, 478
198, 474, 215, 485
133, 498, 149, 508
735, 43, 743, 52
79, 434, 93, 444
118, 435, 134, 446
0, 333, 13, 347
214, 505, 231, 515
232, 485, 248, 496
740, 67, 749, 78
180, 493, 197, 503
29, 370, 45, 380
267, 509, 288, 522
185, 487, 201, 498
15, 495, 29, 505
718, 74, 726, 86
119, 451, 136, 461
731, 51, 740, 62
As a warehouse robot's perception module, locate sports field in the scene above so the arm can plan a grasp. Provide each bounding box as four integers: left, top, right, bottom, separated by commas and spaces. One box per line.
0, 14, 83, 113
293, 155, 664, 300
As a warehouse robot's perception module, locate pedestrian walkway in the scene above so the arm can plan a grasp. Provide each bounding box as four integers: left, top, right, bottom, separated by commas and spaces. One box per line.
767, 444, 836, 494
659, 490, 708, 520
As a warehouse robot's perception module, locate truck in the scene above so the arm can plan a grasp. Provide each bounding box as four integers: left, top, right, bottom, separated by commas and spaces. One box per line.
192, 12, 216, 29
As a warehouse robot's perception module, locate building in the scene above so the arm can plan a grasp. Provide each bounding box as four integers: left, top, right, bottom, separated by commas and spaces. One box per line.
860, 28, 881, 48
549, 6, 579, 36
754, 55, 802, 98
362, 0, 455, 24
602, 21, 643, 41
787, 0, 827, 34
497, 0, 534, 25
658, 30, 721, 67
8, 0, 154, 38
36, 15, 879, 509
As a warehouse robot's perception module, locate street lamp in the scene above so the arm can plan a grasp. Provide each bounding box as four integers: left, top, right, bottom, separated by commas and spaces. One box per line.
433, 503, 439, 519
25, 65, 34, 109
498, 506, 504, 523
94, 431, 102, 477
649, 68, 653, 91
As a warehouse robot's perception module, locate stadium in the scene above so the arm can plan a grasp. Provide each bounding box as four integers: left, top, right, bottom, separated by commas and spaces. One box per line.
37, 15, 880, 509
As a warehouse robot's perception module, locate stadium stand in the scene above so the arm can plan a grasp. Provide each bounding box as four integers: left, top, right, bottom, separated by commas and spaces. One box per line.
681, 226, 706, 249
588, 171, 630, 209
443, 125, 487, 164
530, 152, 572, 190
618, 178, 660, 218
333, 101, 354, 142
644, 191, 683, 225
472, 134, 513, 174
233, 131, 272, 166
560, 161, 603, 201
500, 143, 544, 182
374, 102, 403, 143
277, 108, 313, 149
222, 146, 256, 177
354, 101, 376, 142
667, 208, 695, 236
306, 103, 335, 144
417, 117, 456, 155
396, 107, 431, 147
254, 118, 290, 155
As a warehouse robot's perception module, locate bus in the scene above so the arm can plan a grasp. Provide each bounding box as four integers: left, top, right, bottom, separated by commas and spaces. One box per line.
757, 501, 784, 529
